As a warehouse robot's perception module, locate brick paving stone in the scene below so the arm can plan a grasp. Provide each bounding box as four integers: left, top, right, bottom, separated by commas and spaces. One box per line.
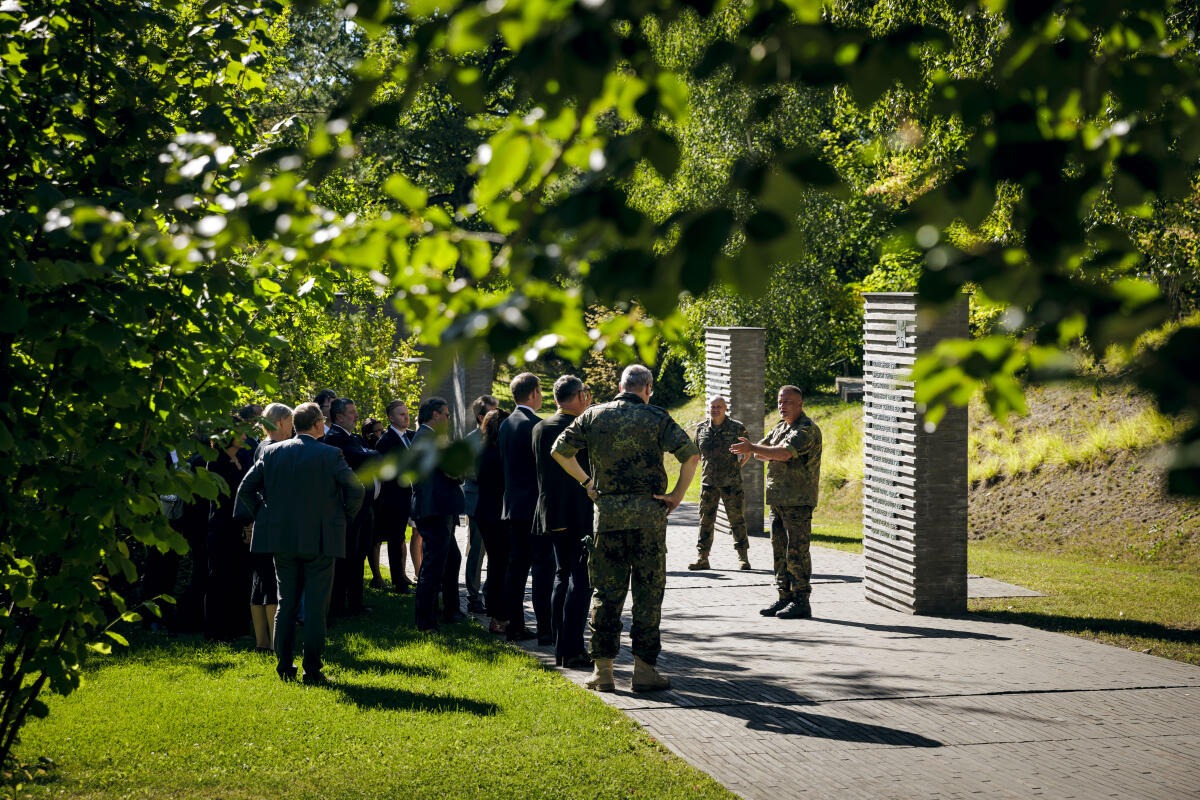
441, 503, 1200, 799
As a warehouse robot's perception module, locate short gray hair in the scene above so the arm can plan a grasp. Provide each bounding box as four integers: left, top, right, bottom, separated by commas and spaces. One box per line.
619, 364, 653, 393
262, 402, 293, 428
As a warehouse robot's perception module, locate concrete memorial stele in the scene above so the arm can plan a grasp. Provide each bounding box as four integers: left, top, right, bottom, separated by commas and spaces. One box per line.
704, 327, 765, 537
861, 293, 968, 615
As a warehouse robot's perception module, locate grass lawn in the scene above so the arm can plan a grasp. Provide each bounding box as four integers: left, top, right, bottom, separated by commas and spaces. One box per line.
14, 587, 735, 800
810, 510, 1200, 666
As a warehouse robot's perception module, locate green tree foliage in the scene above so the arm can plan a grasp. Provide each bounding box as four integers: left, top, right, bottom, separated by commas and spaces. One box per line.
267, 281, 424, 419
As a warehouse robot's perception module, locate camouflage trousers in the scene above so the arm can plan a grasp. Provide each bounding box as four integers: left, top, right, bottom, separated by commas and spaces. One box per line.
588, 525, 667, 665
770, 505, 813, 600
696, 483, 749, 556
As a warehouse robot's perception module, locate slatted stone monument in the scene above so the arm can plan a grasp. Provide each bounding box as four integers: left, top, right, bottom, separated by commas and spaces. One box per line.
704, 327, 765, 537
861, 293, 968, 614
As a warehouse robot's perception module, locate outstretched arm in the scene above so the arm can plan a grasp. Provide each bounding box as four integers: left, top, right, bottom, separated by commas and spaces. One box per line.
730, 437, 793, 462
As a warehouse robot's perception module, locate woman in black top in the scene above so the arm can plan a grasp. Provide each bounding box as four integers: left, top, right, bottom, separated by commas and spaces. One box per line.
204, 432, 254, 642
475, 408, 510, 634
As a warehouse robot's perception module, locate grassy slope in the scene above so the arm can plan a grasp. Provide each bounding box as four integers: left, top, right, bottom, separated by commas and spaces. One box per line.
17, 590, 734, 800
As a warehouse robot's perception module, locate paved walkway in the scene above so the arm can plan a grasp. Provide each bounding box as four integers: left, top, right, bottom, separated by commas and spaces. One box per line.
449, 503, 1200, 799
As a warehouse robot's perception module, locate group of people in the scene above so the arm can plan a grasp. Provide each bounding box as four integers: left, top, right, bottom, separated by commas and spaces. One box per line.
159, 364, 824, 692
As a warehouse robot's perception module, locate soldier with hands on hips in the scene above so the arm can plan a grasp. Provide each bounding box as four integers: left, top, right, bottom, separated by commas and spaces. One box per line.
688, 395, 752, 572
551, 365, 700, 694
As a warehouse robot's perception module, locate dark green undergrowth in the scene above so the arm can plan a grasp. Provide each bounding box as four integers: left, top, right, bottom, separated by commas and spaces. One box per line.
11, 587, 734, 800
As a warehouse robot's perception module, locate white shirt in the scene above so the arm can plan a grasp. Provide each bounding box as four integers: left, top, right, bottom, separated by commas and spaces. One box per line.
389, 425, 410, 445
516, 404, 538, 415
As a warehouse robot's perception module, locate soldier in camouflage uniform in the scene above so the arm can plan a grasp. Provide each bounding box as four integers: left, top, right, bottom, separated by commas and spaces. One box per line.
730, 385, 821, 620
552, 364, 700, 693
689, 396, 752, 571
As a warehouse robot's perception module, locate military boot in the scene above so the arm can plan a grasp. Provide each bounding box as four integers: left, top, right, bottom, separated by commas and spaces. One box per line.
631, 656, 671, 693
687, 555, 710, 570
759, 596, 790, 616
737, 551, 751, 570
775, 598, 812, 619
585, 658, 615, 692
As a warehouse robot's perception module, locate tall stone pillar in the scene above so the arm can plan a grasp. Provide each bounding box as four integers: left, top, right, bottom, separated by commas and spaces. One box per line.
418, 350, 495, 439
861, 293, 968, 615
705, 327, 765, 536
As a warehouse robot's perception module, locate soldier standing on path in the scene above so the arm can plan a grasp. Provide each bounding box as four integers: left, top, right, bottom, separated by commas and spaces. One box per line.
730, 385, 822, 620
689, 396, 752, 572
551, 364, 700, 694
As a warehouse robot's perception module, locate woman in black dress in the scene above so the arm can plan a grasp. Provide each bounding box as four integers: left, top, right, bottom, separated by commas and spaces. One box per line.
203, 431, 254, 642
475, 408, 510, 634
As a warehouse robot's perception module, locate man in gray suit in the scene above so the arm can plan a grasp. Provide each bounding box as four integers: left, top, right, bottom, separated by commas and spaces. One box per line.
235, 402, 364, 685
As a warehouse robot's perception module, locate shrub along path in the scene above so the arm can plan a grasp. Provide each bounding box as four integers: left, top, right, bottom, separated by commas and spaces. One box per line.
498, 503, 1200, 799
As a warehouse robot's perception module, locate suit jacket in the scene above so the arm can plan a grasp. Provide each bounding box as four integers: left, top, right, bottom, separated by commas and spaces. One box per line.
234, 434, 364, 558
499, 405, 540, 521
376, 426, 414, 516
409, 424, 465, 520
533, 412, 592, 534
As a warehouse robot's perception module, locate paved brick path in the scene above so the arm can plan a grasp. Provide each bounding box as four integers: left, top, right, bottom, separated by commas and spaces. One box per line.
450, 503, 1200, 798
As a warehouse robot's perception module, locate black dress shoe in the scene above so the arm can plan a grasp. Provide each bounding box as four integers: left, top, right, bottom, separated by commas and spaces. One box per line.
759, 598, 790, 616
277, 666, 298, 682
391, 583, 413, 595
441, 611, 468, 623
467, 600, 487, 614
562, 653, 594, 670
775, 599, 812, 619
302, 671, 334, 687
506, 627, 537, 642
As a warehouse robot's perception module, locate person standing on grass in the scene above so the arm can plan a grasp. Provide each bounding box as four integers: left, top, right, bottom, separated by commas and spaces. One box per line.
246, 402, 294, 653
500, 373, 554, 643
235, 402, 364, 686
552, 364, 700, 693
730, 385, 822, 620
463, 394, 500, 614
533, 375, 595, 670
410, 397, 466, 632
688, 395, 752, 572
374, 400, 416, 593
325, 397, 379, 619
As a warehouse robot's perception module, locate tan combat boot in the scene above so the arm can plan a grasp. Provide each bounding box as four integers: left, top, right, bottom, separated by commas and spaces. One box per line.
631, 656, 671, 692
737, 551, 751, 570
585, 658, 615, 692
687, 556, 710, 570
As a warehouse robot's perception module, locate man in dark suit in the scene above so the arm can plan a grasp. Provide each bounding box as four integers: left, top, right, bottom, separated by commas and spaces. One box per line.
500, 372, 554, 643
374, 399, 414, 593
410, 397, 465, 632
533, 375, 595, 669
314, 389, 337, 439
235, 402, 364, 685
324, 398, 378, 617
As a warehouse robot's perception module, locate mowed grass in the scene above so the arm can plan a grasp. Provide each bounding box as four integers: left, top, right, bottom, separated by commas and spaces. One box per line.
967, 543, 1200, 666
14, 587, 735, 800
806, 513, 1200, 665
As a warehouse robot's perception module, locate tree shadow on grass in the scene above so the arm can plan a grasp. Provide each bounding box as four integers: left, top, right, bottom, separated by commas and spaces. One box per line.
334, 682, 500, 715
968, 609, 1200, 646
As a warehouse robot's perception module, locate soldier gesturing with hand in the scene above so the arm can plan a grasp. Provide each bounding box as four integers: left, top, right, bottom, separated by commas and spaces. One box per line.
730, 385, 822, 620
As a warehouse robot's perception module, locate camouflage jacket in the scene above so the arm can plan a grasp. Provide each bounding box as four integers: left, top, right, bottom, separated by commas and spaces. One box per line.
552, 392, 699, 532
695, 416, 748, 489
762, 413, 822, 507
